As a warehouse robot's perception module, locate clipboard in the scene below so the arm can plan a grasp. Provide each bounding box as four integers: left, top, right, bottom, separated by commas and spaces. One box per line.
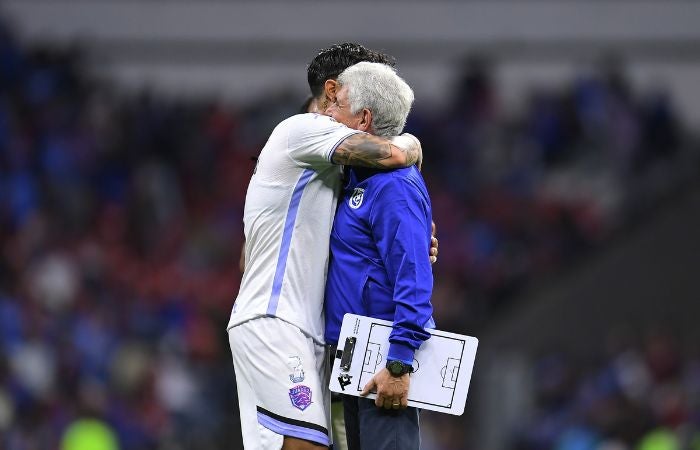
329, 314, 478, 416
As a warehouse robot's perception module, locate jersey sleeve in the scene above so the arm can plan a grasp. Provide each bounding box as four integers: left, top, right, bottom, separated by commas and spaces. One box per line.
369, 175, 434, 365
286, 113, 363, 167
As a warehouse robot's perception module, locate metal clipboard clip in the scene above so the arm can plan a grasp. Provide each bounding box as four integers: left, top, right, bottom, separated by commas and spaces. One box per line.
336, 337, 356, 390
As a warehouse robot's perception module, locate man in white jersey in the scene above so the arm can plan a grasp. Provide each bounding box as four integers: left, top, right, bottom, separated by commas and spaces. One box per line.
227, 55, 422, 449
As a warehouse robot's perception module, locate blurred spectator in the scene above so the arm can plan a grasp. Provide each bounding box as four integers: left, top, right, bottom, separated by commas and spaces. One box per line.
61, 418, 120, 450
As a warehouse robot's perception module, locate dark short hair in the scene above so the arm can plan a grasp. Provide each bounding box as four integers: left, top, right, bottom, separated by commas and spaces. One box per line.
307, 43, 395, 98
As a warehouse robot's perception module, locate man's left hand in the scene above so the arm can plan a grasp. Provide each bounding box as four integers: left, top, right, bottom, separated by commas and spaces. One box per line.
430, 222, 438, 264
360, 368, 409, 410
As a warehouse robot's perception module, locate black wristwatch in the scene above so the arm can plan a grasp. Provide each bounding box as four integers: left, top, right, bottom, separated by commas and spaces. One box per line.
386, 360, 413, 377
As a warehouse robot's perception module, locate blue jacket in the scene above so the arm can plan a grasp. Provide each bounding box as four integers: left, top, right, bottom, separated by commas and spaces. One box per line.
324, 166, 435, 365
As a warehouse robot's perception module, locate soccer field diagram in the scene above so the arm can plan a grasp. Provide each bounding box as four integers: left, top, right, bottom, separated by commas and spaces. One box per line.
329, 314, 478, 415
355, 323, 466, 409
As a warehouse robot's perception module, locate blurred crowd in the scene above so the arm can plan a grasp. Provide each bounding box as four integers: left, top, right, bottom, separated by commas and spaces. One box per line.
512, 332, 700, 450
0, 18, 698, 450
417, 56, 697, 333
0, 22, 247, 449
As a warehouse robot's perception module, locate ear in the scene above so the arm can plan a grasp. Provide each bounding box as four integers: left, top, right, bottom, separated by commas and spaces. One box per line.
358, 108, 372, 133
324, 79, 338, 103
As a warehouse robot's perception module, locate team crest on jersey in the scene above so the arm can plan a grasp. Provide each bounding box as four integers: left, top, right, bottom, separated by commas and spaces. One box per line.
289, 385, 312, 411
349, 188, 365, 209
287, 356, 305, 383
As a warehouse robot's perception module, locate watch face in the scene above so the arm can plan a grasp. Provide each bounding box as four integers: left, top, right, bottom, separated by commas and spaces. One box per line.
388, 361, 404, 375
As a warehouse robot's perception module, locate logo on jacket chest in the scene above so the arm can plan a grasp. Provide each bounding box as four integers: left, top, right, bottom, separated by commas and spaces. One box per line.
349, 188, 365, 209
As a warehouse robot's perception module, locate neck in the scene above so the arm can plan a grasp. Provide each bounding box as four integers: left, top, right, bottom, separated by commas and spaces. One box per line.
307, 97, 325, 113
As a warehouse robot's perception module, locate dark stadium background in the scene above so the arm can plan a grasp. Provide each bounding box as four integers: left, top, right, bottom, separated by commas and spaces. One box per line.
0, 2, 699, 449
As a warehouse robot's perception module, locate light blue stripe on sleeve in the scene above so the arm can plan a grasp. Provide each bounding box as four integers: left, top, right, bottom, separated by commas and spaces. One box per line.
267, 169, 314, 315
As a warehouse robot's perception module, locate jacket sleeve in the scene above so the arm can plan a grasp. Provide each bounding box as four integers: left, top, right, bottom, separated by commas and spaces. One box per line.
370, 177, 434, 365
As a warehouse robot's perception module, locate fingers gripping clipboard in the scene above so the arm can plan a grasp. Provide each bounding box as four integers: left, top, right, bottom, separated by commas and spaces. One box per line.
329, 314, 478, 416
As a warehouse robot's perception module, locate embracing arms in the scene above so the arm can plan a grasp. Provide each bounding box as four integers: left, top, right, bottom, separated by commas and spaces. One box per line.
331, 133, 422, 169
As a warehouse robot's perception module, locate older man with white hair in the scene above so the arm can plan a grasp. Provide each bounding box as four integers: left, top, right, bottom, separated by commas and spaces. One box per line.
324, 62, 436, 450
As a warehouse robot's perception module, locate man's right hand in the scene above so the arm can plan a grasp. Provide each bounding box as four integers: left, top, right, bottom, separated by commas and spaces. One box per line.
391, 133, 423, 170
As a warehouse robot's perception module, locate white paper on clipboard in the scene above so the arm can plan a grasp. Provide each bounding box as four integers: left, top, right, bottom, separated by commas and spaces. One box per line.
329, 314, 478, 416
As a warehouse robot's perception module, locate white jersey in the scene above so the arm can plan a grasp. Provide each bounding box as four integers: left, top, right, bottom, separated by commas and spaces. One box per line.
228, 113, 361, 344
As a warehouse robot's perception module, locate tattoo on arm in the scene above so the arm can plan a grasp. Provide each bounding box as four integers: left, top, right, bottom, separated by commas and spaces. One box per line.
399, 140, 421, 167
332, 134, 421, 168
332, 134, 393, 168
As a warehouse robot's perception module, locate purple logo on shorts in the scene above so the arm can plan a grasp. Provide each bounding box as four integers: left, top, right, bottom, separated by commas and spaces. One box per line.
289, 385, 312, 411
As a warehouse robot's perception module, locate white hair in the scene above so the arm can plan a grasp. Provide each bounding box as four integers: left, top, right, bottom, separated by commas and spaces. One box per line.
337, 62, 414, 137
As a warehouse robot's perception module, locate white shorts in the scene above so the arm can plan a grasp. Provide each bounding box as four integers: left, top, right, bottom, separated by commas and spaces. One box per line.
229, 317, 331, 449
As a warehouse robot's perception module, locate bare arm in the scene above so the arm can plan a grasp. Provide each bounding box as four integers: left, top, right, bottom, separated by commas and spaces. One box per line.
331, 133, 422, 169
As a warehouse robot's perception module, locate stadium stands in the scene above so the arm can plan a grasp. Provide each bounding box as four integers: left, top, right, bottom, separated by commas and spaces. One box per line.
0, 17, 698, 450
